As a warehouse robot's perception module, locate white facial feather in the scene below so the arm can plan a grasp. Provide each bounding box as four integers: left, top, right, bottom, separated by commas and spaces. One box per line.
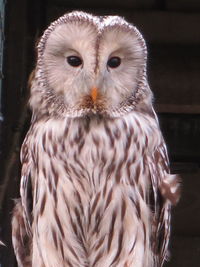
98, 26, 146, 106
30, 11, 150, 118
43, 20, 98, 104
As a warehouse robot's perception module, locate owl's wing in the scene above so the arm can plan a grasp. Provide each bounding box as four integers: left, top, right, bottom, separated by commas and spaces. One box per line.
20, 134, 33, 236
12, 199, 32, 267
12, 134, 33, 266
147, 138, 180, 266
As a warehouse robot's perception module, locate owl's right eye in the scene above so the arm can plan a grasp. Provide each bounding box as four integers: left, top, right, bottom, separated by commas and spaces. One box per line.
67, 56, 82, 67
107, 57, 121, 68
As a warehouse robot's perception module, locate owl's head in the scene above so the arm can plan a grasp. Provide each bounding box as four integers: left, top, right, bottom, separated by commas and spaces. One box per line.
30, 11, 152, 118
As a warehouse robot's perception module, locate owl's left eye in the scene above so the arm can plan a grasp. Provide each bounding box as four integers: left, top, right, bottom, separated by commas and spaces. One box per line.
67, 56, 82, 67
107, 57, 121, 68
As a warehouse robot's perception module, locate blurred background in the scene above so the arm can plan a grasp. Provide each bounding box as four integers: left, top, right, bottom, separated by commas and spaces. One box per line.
0, 0, 200, 266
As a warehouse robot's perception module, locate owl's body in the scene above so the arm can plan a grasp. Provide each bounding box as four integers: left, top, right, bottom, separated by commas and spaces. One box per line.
12, 12, 180, 267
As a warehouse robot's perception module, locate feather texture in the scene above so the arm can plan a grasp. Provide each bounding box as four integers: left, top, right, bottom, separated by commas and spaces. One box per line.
12, 11, 180, 267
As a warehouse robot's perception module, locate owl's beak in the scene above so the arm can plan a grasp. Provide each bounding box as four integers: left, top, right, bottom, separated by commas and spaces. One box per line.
91, 87, 98, 102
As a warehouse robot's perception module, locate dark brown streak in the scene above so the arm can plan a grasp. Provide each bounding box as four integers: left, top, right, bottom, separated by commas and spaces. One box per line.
48, 177, 53, 193
98, 153, 107, 185
69, 164, 85, 192
48, 129, 53, 142
129, 235, 137, 254
75, 191, 84, 215
135, 118, 142, 132
61, 189, 71, 215
71, 219, 78, 237
63, 164, 71, 180
106, 147, 117, 180
113, 127, 121, 139
67, 242, 79, 260
40, 193, 46, 216
110, 226, 124, 266
78, 139, 85, 154
106, 163, 116, 180
62, 141, 66, 153
136, 141, 141, 152
42, 133, 47, 152
143, 221, 147, 245
121, 198, 126, 221
53, 188, 58, 207
64, 123, 69, 137
126, 160, 132, 181
42, 166, 47, 179
92, 207, 101, 234
91, 169, 96, 188
124, 132, 132, 162
92, 250, 103, 267
126, 132, 133, 150
105, 189, 113, 209
101, 153, 107, 168
95, 236, 105, 251
107, 210, 117, 252
52, 228, 58, 249
73, 153, 86, 173
91, 152, 96, 165
103, 182, 108, 198
91, 192, 101, 214
104, 123, 114, 148
53, 143, 57, 155
59, 239, 65, 260
83, 116, 91, 133
145, 135, 148, 148
74, 126, 83, 144
54, 209, 65, 238
66, 259, 74, 267
35, 179, 39, 204
115, 160, 124, 183
51, 162, 59, 188
139, 184, 145, 200
74, 207, 85, 240
129, 196, 141, 219
135, 164, 141, 184
92, 135, 100, 146
122, 119, 128, 130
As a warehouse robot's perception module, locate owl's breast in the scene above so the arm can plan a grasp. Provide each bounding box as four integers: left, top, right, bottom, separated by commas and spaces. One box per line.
34, 112, 161, 192
29, 113, 158, 267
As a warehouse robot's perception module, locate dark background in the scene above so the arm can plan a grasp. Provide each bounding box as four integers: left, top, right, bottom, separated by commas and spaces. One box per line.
0, 0, 200, 266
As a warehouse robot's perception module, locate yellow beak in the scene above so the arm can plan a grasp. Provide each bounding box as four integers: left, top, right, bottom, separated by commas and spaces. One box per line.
91, 87, 98, 102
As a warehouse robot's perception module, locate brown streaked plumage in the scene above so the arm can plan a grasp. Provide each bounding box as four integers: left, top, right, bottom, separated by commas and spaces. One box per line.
12, 11, 180, 267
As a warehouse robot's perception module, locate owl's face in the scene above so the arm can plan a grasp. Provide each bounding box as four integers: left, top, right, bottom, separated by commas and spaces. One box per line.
34, 12, 147, 117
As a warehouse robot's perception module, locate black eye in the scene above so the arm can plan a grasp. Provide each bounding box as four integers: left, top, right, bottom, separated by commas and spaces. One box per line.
67, 56, 82, 67
107, 57, 121, 68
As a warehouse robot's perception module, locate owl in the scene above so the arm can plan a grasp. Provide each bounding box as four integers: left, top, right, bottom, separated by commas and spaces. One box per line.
12, 11, 180, 267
